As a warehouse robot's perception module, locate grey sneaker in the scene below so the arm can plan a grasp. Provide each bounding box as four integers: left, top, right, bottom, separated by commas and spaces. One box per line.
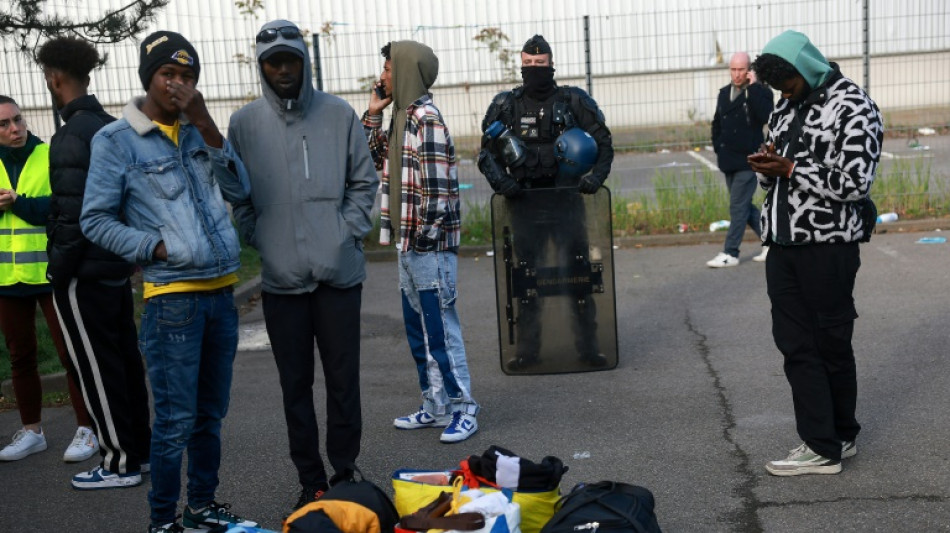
841, 440, 857, 459
766, 443, 841, 476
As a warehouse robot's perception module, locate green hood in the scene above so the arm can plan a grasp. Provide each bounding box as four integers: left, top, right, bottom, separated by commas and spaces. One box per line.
762, 30, 832, 89
390, 40, 439, 109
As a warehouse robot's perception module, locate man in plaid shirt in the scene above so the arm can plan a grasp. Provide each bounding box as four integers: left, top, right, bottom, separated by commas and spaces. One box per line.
363, 40, 480, 444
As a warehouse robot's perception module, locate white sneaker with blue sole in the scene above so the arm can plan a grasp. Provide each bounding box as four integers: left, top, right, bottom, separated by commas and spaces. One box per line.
72, 465, 142, 490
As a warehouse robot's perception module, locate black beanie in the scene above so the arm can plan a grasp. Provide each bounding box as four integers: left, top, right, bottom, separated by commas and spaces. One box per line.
522, 35, 552, 57
138, 31, 200, 90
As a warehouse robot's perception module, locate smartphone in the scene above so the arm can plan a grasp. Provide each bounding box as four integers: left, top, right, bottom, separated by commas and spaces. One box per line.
374, 84, 386, 99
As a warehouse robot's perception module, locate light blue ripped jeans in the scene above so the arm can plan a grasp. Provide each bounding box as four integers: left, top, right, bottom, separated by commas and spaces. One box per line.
398, 250, 478, 417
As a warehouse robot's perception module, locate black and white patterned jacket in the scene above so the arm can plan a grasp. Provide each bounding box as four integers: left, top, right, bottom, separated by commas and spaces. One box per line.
760, 66, 884, 245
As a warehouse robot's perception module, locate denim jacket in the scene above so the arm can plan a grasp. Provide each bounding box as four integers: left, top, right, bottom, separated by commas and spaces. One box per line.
81, 97, 250, 283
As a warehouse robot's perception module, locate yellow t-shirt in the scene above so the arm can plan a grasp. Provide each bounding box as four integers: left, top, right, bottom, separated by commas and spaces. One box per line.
143, 274, 239, 300
154, 120, 180, 146
143, 120, 236, 299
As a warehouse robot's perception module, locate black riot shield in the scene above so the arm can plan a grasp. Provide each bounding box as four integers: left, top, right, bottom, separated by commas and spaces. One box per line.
490, 187, 618, 375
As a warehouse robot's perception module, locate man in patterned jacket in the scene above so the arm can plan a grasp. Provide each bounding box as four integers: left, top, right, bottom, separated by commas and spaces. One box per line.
748, 30, 883, 477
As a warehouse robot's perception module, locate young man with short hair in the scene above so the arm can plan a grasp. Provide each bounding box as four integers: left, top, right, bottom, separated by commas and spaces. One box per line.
81, 31, 258, 532
37, 35, 152, 490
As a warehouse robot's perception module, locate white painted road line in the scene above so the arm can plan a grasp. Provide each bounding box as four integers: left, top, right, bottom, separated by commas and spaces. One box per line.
687, 150, 720, 172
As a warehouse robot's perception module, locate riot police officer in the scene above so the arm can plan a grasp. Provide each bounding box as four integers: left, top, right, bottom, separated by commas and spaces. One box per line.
478, 35, 614, 372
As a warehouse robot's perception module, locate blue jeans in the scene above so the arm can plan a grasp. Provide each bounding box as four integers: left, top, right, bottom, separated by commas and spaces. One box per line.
398, 250, 478, 416
139, 290, 238, 525
724, 170, 762, 257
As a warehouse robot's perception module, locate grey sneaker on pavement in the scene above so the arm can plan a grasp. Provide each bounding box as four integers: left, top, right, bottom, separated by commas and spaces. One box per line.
841, 440, 857, 459
394, 407, 452, 429
766, 443, 841, 476
0, 428, 47, 461
753, 246, 769, 262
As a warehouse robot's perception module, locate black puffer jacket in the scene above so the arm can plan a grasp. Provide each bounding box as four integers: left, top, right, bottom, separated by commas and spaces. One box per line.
47, 94, 133, 285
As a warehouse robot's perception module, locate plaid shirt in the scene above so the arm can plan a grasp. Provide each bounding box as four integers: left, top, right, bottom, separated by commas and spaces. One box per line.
363, 95, 460, 252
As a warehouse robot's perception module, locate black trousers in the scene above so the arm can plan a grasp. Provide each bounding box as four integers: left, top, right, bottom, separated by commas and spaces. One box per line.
52, 278, 151, 473
766, 243, 861, 460
262, 285, 362, 488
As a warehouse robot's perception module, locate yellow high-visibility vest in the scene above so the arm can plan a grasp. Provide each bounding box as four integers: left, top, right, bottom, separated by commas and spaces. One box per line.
0, 143, 51, 286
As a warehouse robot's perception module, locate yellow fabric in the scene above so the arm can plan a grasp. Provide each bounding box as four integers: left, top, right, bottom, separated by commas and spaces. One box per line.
0, 144, 52, 285
283, 500, 381, 533
143, 273, 238, 299
154, 120, 180, 146
392, 474, 559, 533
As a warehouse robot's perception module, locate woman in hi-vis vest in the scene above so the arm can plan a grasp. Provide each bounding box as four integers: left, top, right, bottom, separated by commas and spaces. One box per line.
0, 96, 97, 463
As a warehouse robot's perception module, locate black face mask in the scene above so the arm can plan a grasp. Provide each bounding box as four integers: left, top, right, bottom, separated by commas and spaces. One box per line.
521, 66, 556, 100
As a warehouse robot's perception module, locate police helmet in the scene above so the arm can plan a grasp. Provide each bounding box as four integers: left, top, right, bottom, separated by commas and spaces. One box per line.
554, 127, 598, 179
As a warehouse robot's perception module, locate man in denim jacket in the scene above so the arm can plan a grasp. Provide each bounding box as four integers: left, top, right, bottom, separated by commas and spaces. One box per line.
81, 31, 258, 533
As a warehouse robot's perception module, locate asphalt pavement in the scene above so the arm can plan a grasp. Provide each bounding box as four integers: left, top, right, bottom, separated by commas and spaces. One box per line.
2, 227, 950, 532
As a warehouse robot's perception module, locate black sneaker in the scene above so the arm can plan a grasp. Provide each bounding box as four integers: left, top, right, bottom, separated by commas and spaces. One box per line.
147, 522, 184, 533
580, 353, 608, 367
293, 485, 327, 511
182, 501, 259, 530
283, 485, 328, 525
506, 355, 541, 371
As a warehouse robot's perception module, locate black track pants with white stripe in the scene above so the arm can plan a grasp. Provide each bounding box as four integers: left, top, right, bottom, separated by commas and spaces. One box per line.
52, 278, 151, 474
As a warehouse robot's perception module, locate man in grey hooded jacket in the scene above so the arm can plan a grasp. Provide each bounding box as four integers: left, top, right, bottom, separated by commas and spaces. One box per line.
227, 20, 378, 513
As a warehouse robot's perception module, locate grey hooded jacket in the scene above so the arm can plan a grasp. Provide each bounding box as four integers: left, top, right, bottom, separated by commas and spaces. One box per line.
228, 19, 379, 293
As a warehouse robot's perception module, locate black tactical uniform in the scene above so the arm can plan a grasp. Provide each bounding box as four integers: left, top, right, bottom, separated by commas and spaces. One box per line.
477, 35, 613, 371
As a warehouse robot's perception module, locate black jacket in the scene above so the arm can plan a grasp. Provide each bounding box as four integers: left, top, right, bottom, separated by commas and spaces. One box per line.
711, 82, 773, 173
47, 94, 133, 285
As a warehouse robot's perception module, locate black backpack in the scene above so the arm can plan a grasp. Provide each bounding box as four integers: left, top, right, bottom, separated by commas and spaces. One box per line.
541, 481, 662, 533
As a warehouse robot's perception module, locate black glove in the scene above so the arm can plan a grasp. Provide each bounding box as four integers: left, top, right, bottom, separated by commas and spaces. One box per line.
498, 177, 522, 198
578, 175, 601, 194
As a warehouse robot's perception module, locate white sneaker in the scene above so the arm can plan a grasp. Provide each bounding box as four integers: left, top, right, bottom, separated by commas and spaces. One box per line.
765, 443, 841, 476
706, 252, 739, 268
72, 465, 142, 490
63, 426, 99, 462
753, 246, 769, 262
0, 428, 48, 461
440, 412, 478, 444
394, 407, 452, 430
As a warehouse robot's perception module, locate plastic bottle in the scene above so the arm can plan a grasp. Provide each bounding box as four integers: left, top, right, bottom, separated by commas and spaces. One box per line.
876, 212, 898, 223
708, 220, 730, 232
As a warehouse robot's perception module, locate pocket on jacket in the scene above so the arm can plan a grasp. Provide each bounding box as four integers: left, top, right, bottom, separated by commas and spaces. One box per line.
140, 157, 185, 200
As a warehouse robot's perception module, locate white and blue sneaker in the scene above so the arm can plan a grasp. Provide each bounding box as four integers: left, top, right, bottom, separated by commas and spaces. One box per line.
394, 407, 452, 430
72, 465, 142, 490
440, 412, 478, 444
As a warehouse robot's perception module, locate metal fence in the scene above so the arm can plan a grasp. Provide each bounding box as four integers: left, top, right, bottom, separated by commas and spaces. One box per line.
3, 1, 947, 148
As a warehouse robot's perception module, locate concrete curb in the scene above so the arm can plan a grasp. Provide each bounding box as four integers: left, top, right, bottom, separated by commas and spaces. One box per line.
4, 217, 944, 399
0, 274, 266, 399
